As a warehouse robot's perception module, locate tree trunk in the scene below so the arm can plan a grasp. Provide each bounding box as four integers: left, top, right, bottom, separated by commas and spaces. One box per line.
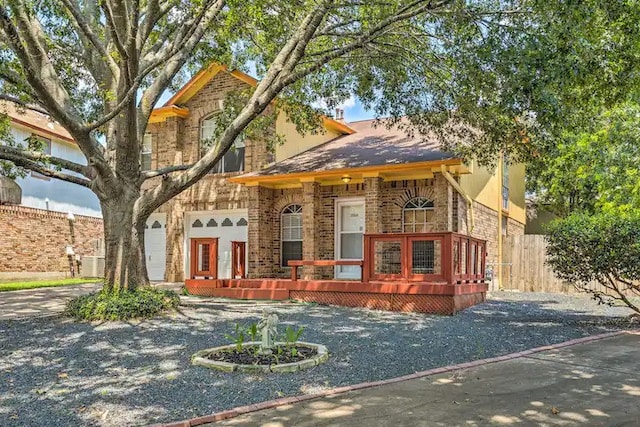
101, 192, 150, 293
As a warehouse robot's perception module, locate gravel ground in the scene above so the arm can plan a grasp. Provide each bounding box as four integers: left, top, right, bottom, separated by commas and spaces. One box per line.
0, 291, 637, 427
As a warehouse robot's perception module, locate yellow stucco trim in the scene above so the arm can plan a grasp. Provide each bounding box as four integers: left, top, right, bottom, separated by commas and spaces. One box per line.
148, 105, 190, 123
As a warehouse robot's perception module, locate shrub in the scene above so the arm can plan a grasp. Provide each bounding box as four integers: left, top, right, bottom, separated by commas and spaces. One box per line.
545, 211, 640, 314
65, 287, 180, 321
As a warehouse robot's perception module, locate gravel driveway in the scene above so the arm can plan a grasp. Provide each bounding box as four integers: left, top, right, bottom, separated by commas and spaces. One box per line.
0, 292, 637, 427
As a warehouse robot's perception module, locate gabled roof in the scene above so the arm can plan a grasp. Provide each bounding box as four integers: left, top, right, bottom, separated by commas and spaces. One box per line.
150, 63, 355, 135
231, 119, 465, 185
0, 101, 75, 143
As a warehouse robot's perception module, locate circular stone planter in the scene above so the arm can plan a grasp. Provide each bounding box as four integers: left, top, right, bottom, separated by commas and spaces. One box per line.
192, 341, 329, 373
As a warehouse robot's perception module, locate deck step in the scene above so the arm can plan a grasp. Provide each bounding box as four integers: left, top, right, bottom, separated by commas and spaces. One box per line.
226, 279, 289, 289
206, 287, 290, 301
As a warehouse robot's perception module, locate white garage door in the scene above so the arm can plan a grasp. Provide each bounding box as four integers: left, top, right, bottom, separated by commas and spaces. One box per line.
144, 213, 166, 281
186, 210, 248, 279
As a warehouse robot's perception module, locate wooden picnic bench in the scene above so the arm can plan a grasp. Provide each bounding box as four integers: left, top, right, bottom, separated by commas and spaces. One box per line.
287, 260, 364, 281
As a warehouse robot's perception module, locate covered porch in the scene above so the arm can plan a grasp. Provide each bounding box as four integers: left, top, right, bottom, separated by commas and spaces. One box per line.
185, 231, 488, 315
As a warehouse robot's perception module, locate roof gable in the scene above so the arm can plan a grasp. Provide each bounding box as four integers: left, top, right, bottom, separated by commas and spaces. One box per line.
152, 63, 355, 135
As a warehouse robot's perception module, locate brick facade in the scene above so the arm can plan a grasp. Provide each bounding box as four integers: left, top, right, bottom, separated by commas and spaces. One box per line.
243, 174, 506, 280
0, 205, 103, 277
144, 70, 524, 283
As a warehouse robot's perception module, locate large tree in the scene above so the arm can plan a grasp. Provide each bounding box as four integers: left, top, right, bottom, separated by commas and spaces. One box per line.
0, 0, 637, 292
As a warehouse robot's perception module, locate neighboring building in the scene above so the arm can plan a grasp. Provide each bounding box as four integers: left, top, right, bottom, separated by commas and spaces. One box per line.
0, 101, 102, 217
0, 101, 103, 280
143, 64, 526, 287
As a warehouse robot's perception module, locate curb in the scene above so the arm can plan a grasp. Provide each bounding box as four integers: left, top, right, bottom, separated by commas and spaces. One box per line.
151, 329, 639, 427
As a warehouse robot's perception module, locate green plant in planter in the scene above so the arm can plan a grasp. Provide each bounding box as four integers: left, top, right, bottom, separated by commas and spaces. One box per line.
224, 323, 246, 352
282, 326, 304, 357
246, 322, 259, 342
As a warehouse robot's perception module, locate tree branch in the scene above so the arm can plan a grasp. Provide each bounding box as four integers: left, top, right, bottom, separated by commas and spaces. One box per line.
58, 0, 120, 79
140, 163, 192, 180
0, 94, 49, 115
0, 145, 91, 176
0, 150, 92, 187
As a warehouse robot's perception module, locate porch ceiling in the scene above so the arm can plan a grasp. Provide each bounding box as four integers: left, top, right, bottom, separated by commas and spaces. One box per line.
230, 160, 470, 188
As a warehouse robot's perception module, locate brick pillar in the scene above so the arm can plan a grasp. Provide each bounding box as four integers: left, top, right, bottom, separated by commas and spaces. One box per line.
165, 199, 184, 282
302, 181, 321, 279
434, 173, 454, 232
364, 176, 384, 233
248, 186, 274, 278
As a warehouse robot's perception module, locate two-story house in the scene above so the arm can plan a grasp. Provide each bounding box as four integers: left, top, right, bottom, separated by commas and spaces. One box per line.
144, 64, 525, 312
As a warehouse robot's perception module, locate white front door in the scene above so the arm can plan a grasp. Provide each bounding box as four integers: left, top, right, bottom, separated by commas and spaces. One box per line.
186, 210, 248, 279
144, 213, 166, 281
335, 199, 365, 279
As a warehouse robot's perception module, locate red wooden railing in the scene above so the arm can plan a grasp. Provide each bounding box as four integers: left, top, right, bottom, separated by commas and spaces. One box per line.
363, 232, 486, 284
231, 241, 246, 279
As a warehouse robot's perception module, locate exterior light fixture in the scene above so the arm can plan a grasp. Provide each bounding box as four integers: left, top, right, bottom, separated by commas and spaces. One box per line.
67, 211, 75, 221
65, 245, 75, 256
341, 175, 352, 184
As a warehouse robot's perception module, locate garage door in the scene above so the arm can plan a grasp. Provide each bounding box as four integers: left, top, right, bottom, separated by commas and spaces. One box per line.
186, 210, 248, 279
144, 213, 166, 281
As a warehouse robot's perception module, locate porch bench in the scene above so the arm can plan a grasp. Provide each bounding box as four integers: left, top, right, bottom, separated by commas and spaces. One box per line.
288, 260, 364, 281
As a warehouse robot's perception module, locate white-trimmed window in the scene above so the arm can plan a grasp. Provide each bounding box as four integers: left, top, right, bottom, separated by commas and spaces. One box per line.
29, 134, 52, 180
200, 115, 245, 173
402, 198, 435, 232
141, 133, 152, 171
281, 204, 302, 267
502, 153, 509, 211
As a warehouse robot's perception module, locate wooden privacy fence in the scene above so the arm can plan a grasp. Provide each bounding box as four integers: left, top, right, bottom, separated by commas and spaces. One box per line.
502, 234, 575, 293
502, 234, 632, 295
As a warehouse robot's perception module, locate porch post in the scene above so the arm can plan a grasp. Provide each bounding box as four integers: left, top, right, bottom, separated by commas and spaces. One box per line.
301, 180, 321, 279
165, 199, 184, 282
248, 185, 274, 278
364, 176, 384, 233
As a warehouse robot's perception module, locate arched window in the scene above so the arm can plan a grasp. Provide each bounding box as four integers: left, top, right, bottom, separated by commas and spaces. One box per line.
281, 204, 302, 267
200, 114, 245, 173
402, 198, 434, 232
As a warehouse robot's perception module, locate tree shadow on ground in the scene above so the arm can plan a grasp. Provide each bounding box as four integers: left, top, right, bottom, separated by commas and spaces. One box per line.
0, 293, 636, 426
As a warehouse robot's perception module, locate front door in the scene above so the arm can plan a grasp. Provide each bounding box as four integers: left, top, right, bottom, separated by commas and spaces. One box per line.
335, 199, 365, 279
190, 238, 218, 279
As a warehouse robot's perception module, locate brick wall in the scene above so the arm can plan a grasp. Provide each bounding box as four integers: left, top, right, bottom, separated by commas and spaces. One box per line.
0, 205, 103, 276
251, 176, 457, 279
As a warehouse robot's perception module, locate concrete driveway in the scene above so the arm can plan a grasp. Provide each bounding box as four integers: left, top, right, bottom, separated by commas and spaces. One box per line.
198, 332, 640, 427
0, 282, 182, 320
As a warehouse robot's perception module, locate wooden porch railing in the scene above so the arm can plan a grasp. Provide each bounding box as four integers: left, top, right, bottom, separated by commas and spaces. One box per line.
288, 260, 364, 281
231, 241, 246, 279
363, 232, 486, 284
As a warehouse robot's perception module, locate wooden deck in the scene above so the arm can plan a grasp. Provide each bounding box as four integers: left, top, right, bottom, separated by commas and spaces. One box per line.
186, 232, 489, 315
185, 278, 488, 315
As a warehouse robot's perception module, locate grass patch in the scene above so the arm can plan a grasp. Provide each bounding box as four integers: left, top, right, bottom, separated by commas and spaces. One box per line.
65, 287, 180, 321
0, 278, 99, 292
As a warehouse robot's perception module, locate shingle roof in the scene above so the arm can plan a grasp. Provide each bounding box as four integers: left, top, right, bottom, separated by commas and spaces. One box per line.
0, 101, 74, 143
244, 119, 456, 177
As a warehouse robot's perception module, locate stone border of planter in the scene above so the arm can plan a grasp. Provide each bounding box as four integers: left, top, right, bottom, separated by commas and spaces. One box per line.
191, 341, 329, 373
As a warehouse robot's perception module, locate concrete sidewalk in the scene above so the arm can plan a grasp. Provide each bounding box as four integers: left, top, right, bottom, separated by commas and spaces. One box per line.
0, 282, 182, 320
194, 332, 639, 427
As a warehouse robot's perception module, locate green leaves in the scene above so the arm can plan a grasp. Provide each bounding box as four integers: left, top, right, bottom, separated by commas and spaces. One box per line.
530, 103, 640, 217
545, 210, 640, 313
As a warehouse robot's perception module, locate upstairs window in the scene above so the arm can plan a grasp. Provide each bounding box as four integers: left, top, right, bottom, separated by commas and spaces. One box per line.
502, 153, 509, 211
200, 115, 245, 173
281, 204, 303, 267
402, 198, 435, 232
141, 133, 152, 171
